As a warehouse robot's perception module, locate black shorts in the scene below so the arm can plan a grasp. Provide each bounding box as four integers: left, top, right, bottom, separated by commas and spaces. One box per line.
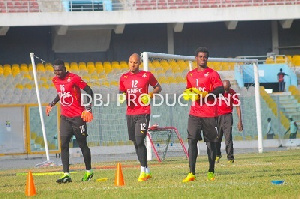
217, 113, 233, 142
187, 115, 219, 142
60, 115, 88, 139
126, 114, 150, 141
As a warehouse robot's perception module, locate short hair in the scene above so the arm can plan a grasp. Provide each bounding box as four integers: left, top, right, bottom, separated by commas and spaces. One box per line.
195, 47, 209, 57
267, 118, 271, 122
53, 59, 65, 67
290, 118, 293, 121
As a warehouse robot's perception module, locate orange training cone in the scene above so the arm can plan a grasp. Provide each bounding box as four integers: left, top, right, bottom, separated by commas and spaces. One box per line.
114, 163, 125, 186
25, 171, 36, 196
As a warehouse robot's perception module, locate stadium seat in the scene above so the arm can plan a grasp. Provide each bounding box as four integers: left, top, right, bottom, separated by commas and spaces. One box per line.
0, 66, 3, 75
79, 62, 87, 71
3, 67, 12, 77
20, 63, 29, 73
64, 62, 70, 71
292, 55, 300, 66
36, 63, 45, 72
70, 62, 79, 71
45, 63, 54, 72
15, 83, 24, 89
275, 56, 285, 63
265, 57, 275, 64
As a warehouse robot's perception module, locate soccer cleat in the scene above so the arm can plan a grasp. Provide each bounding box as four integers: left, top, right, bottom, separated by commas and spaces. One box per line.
146, 172, 152, 179
182, 172, 195, 182
138, 172, 147, 182
56, 174, 72, 184
216, 155, 222, 163
228, 160, 234, 163
82, 171, 94, 181
207, 172, 215, 181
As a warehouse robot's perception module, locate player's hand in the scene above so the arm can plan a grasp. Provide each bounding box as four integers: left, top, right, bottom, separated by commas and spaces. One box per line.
237, 121, 243, 132
46, 105, 52, 116
191, 88, 208, 98
118, 93, 126, 104
81, 110, 93, 122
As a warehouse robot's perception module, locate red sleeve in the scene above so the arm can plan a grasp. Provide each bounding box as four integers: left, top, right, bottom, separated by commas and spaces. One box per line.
73, 75, 87, 89
211, 71, 223, 89
186, 72, 192, 89
119, 75, 126, 92
149, 72, 158, 87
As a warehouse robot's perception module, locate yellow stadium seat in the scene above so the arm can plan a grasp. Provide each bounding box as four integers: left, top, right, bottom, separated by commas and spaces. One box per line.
11, 64, 20, 77
79, 62, 87, 71
3, 64, 11, 69
3, 67, 12, 77
0, 66, 3, 75
23, 73, 33, 80
275, 56, 285, 63
64, 62, 70, 71
20, 63, 28, 73
265, 57, 275, 64
36, 63, 45, 72
70, 62, 79, 71
15, 83, 24, 89
292, 55, 300, 66
24, 83, 33, 89
45, 63, 53, 72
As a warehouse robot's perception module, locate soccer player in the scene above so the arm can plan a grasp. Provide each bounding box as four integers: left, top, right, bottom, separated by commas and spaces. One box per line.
119, 53, 162, 181
46, 59, 94, 184
183, 47, 224, 182
215, 80, 243, 164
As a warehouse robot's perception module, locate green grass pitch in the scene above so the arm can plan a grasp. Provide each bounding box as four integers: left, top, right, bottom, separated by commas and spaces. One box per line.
0, 149, 299, 198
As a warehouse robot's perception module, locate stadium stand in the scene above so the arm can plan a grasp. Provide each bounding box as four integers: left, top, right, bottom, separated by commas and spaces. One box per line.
1, 0, 299, 13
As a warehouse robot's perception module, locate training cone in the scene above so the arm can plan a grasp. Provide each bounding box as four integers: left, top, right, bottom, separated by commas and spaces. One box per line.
114, 163, 125, 186
25, 171, 36, 196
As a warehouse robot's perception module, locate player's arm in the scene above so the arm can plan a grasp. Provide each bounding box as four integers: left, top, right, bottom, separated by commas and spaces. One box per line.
284, 127, 290, 134
46, 95, 60, 116
81, 85, 94, 122
236, 106, 243, 131
152, 83, 162, 95
83, 85, 93, 111
209, 86, 224, 97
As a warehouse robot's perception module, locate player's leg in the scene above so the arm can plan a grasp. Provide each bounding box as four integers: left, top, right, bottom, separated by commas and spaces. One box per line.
183, 115, 202, 182
216, 115, 224, 163
126, 115, 138, 156
202, 117, 218, 181
134, 115, 150, 181
57, 115, 73, 183
223, 114, 234, 162
72, 116, 93, 181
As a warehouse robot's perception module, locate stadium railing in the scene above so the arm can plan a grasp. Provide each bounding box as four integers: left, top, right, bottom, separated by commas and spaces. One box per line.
0, 0, 298, 13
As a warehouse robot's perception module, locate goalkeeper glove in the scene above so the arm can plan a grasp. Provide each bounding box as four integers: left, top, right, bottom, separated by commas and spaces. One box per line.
191, 88, 208, 98
118, 93, 126, 104
140, 92, 153, 105
81, 110, 93, 122
46, 104, 52, 116
183, 89, 192, 101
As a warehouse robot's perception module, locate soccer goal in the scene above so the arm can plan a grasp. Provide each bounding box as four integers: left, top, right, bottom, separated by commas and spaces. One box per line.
141, 52, 263, 160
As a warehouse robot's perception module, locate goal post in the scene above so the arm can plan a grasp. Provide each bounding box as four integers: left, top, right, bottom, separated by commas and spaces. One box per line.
141, 52, 263, 155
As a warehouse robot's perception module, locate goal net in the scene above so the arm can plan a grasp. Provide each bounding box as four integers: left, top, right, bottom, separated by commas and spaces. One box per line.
141, 52, 264, 159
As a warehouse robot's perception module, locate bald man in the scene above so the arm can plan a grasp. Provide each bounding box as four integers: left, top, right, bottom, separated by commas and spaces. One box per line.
216, 80, 243, 163
119, 53, 162, 181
